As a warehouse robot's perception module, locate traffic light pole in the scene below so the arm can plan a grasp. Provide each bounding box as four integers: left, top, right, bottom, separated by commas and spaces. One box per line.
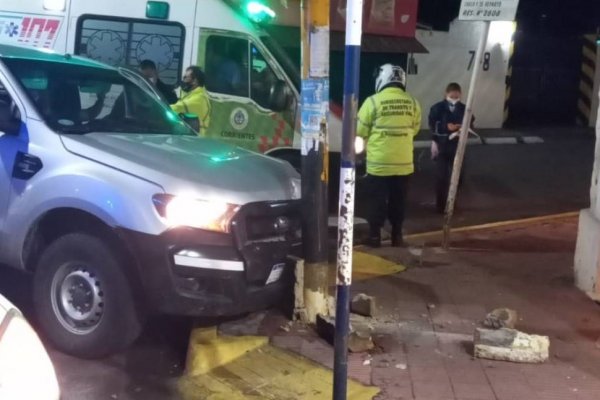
300, 0, 330, 323
333, 0, 363, 399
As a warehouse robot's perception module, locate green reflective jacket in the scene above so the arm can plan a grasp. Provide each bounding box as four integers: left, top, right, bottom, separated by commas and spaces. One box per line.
357, 87, 422, 176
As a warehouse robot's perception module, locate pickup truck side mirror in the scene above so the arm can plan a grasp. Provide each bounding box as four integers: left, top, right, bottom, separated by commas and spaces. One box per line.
180, 112, 200, 133
0, 99, 21, 136
268, 80, 292, 112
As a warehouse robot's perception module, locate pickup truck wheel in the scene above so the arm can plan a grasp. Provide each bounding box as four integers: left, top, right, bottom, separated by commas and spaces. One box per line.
33, 233, 143, 359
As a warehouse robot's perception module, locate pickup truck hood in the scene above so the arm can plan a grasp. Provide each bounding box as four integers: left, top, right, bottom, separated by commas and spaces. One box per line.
60, 133, 300, 204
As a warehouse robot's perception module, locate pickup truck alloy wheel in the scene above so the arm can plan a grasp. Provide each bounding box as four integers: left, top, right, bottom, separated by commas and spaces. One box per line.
51, 264, 104, 334
33, 232, 143, 358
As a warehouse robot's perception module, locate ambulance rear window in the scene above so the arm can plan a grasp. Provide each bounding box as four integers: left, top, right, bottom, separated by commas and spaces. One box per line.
75, 15, 185, 86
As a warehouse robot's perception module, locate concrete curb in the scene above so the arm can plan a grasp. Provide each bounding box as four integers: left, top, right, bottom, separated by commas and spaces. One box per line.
404, 211, 579, 241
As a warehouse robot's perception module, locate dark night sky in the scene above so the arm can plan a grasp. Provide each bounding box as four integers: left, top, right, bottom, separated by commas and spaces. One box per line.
418, 0, 600, 34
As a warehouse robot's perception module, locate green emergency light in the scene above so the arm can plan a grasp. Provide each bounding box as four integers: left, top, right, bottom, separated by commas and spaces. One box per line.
146, 1, 170, 19
245, 1, 276, 24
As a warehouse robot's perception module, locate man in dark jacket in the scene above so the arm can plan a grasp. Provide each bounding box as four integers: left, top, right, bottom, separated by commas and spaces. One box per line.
139, 59, 178, 104
429, 82, 472, 214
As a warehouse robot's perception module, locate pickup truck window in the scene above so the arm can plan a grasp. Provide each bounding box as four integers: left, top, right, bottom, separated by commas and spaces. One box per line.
75, 15, 185, 86
3, 58, 194, 136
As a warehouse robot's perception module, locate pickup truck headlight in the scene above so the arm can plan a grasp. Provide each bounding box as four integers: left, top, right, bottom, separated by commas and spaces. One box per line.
153, 194, 239, 233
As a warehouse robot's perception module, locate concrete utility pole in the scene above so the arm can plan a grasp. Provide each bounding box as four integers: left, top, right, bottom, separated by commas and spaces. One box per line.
300, 0, 330, 323
443, 0, 520, 248
333, 1, 363, 398
442, 21, 491, 249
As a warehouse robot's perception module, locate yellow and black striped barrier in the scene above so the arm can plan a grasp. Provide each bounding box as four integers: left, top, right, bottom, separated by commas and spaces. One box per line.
577, 34, 597, 127
503, 27, 516, 125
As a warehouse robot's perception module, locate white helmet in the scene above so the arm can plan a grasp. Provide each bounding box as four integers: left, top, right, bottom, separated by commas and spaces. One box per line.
374, 64, 406, 93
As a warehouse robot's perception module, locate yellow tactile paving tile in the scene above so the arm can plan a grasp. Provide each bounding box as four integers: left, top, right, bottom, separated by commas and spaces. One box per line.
179, 343, 379, 400
351, 251, 406, 280
186, 328, 268, 376
326, 251, 407, 284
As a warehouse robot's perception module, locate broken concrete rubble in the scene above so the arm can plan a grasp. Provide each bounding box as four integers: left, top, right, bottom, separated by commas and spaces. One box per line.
219, 312, 266, 336
348, 330, 375, 353
351, 293, 377, 317
483, 308, 518, 329
316, 313, 374, 353
474, 328, 550, 363
316, 314, 336, 345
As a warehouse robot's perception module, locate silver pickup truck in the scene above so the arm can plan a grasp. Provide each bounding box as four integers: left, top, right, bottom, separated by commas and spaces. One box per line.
0, 44, 301, 358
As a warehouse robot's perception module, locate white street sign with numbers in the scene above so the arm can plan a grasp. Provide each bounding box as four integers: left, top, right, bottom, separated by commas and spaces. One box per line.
459, 0, 519, 21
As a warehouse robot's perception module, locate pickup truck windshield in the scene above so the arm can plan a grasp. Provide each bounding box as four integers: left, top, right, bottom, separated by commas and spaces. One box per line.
2, 58, 194, 136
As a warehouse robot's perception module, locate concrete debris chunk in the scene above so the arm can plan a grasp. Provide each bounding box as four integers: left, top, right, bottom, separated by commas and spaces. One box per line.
474, 328, 549, 363
316, 313, 375, 353
316, 314, 335, 345
219, 312, 266, 336
483, 308, 518, 329
351, 294, 377, 317
348, 330, 375, 353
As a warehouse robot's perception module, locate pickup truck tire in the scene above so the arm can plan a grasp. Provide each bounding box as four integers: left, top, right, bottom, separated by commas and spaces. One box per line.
33, 232, 143, 359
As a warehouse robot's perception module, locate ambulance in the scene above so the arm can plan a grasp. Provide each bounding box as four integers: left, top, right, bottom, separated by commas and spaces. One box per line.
0, 0, 302, 160
0, 0, 515, 164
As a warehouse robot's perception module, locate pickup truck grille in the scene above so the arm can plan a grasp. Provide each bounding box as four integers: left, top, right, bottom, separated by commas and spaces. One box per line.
231, 200, 302, 283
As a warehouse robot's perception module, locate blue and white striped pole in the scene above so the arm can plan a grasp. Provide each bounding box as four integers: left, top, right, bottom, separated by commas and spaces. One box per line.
333, 1, 363, 398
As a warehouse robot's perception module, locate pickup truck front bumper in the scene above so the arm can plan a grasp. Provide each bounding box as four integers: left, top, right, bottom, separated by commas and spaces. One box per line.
120, 200, 302, 317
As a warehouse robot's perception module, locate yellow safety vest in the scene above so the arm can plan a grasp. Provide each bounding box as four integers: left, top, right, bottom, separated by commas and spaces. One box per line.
170, 86, 211, 136
357, 87, 422, 176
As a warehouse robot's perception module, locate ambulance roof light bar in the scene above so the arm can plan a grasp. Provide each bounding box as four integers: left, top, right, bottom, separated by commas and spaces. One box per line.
245, 1, 276, 24
146, 1, 170, 19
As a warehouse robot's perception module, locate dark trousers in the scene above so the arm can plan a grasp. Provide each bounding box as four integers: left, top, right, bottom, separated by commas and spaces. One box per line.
435, 151, 464, 212
367, 174, 411, 237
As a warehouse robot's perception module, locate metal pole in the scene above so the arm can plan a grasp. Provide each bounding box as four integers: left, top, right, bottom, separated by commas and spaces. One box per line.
300, 0, 330, 323
334, 0, 363, 399
442, 21, 491, 249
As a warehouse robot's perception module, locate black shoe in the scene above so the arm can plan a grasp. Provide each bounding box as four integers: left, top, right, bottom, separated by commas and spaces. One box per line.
391, 226, 404, 247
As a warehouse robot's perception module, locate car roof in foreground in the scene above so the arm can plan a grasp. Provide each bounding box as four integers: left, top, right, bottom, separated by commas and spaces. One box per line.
0, 44, 114, 70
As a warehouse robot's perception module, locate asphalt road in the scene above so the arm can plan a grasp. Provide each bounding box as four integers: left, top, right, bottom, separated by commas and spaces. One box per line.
0, 127, 595, 399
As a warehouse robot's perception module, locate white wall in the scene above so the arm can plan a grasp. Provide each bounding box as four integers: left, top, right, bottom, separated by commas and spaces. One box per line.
409, 20, 513, 129
574, 89, 600, 298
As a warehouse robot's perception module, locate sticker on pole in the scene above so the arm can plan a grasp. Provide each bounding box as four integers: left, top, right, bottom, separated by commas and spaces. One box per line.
300, 79, 329, 155
459, 0, 519, 21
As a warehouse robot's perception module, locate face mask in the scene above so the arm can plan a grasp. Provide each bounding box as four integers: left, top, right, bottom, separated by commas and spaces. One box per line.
446, 97, 460, 105
180, 81, 193, 92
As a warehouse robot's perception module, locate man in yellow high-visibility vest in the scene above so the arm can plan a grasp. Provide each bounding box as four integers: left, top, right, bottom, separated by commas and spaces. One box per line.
171, 66, 211, 136
357, 64, 422, 247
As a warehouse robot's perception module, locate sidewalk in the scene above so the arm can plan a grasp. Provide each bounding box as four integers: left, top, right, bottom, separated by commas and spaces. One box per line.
260, 215, 600, 400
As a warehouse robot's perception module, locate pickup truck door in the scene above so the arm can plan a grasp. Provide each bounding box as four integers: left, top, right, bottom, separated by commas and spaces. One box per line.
0, 75, 28, 237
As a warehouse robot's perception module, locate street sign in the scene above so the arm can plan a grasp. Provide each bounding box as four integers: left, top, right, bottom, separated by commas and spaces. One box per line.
459, 0, 519, 21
